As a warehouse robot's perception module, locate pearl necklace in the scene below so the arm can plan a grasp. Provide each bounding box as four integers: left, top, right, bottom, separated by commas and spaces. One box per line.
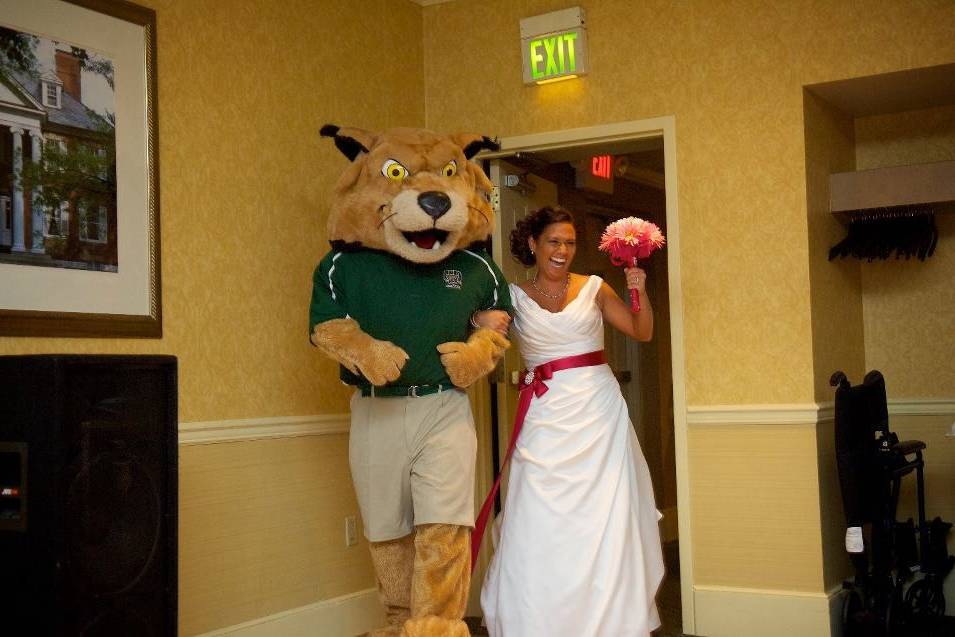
531, 274, 569, 300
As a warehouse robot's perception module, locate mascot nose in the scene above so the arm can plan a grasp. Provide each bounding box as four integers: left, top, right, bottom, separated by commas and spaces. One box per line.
418, 191, 452, 219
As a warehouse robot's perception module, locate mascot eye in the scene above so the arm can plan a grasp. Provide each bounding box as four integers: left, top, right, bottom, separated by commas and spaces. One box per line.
441, 160, 457, 177
381, 159, 409, 181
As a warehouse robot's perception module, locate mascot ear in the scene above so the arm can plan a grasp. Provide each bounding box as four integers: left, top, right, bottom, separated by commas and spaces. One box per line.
453, 134, 501, 160
321, 124, 376, 161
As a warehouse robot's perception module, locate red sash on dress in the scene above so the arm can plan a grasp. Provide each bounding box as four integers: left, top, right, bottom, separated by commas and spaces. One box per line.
471, 349, 607, 570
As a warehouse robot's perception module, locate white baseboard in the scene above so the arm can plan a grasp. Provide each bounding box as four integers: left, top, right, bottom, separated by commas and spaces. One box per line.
694, 585, 840, 637
196, 588, 384, 637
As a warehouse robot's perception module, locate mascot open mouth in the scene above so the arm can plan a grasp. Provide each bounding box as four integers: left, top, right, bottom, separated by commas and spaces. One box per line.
403, 229, 450, 250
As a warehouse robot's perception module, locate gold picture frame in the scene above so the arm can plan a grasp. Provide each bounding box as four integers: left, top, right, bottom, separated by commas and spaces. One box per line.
0, 0, 160, 337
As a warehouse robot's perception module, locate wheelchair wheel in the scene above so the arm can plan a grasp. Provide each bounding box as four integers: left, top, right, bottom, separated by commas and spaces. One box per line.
883, 580, 905, 637
842, 587, 873, 637
904, 578, 945, 617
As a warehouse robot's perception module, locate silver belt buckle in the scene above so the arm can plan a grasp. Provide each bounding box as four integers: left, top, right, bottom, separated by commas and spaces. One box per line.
409, 385, 419, 397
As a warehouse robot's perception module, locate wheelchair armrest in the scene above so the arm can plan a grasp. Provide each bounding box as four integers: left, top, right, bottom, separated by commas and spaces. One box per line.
892, 439, 926, 455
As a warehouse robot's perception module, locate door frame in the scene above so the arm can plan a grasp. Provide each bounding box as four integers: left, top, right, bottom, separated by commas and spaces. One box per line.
480, 116, 695, 633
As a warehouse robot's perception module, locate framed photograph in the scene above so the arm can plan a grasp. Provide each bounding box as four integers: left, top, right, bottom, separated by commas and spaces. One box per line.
0, 0, 160, 337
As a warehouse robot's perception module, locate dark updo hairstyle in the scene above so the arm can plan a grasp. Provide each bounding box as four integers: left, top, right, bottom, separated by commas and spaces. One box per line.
509, 206, 575, 266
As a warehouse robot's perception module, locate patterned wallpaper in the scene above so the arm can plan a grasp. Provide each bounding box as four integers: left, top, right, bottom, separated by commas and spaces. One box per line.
0, 0, 426, 422
856, 104, 955, 397
0, 1, 425, 634
1, 0, 952, 630
421, 0, 955, 405
803, 90, 866, 402
801, 91, 866, 591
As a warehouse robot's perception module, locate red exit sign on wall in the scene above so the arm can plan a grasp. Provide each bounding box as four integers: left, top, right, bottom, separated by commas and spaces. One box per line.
591, 155, 612, 180
575, 156, 614, 194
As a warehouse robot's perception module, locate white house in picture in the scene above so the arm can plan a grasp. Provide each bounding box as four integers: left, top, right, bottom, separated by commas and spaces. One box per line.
0, 36, 116, 271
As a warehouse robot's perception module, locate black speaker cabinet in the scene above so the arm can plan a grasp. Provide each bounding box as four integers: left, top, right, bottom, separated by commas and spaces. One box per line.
0, 355, 177, 637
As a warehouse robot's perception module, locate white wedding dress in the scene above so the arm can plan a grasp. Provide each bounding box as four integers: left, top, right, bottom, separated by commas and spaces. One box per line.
481, 275, 665, 637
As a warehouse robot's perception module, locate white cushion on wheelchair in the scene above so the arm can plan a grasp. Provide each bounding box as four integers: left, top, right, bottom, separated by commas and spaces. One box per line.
846, 526, 864, 553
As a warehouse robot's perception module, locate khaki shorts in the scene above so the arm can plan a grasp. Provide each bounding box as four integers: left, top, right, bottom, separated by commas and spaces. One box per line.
349, 388, 476, 542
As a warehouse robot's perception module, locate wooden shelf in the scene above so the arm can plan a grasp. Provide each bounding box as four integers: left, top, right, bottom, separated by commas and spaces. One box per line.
830, 160, 955, 222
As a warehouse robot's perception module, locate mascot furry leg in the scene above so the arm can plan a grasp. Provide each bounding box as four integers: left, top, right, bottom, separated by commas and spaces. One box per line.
368, 525, 471, 637
368, 533, 414, 635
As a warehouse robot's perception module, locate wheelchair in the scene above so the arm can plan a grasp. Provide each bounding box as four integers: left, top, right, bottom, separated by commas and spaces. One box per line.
831, 370, 953, 636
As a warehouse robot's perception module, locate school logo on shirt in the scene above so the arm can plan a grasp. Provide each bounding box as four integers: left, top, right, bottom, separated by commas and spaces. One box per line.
443, 269, 463, 290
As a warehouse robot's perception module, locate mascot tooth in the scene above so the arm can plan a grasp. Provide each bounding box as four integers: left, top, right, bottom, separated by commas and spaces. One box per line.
310, 125, 512, 637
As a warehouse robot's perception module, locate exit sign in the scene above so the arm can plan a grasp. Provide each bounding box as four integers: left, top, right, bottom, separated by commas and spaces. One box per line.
591, 155, 612, 179
575, 157, 614, 194
520, 7, 589, 85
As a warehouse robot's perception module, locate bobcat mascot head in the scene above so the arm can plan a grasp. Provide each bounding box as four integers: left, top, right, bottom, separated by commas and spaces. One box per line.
319, 125, 499, 261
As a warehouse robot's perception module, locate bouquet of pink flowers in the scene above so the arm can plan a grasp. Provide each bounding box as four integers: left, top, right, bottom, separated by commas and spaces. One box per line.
598, 217, 666, 312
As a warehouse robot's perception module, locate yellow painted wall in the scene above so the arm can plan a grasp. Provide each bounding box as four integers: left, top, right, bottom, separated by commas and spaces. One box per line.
3, 1, 954, 633
421, 0, 955, 614
801, 89, 863, 590
179, 435, 370, 636
856, 104, 955, 397
689, 424, 825, 591
423, 0, 953, 408
804, 90, 865, 403
0, 1, 425, 634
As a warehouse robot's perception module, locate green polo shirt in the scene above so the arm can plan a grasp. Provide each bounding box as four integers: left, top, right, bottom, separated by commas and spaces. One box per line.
310, 247, 513, 388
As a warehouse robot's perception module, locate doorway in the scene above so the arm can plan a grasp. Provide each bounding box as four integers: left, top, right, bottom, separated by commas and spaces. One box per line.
467, 118, 692, 635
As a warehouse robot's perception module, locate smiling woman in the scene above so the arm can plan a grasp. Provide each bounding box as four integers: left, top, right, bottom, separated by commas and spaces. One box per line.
479, 202, 662, 636
529, 219, 576, 278
506, 206, 653, 339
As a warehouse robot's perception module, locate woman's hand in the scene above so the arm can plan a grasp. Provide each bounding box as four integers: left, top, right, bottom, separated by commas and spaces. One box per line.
472, 309, 511, 335
624, 266, 647, 294
597, 274, 653, 342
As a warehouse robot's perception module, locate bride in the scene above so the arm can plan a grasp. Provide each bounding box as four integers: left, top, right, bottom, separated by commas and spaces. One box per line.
475, 206, 664, 636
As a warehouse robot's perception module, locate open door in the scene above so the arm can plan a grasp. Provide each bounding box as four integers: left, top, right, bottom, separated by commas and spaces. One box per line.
465, 159, 558, 615
488, 158, 559, 492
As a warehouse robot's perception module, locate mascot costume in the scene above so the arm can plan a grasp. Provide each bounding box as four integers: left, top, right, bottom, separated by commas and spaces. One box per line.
310, 125, 512, 637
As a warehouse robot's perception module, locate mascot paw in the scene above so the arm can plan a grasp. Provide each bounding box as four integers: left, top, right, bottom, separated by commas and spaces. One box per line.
311, 318, 408, 385
402, 617, 471, 637
438, 328, 509, 388
355, 339, 410, 386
